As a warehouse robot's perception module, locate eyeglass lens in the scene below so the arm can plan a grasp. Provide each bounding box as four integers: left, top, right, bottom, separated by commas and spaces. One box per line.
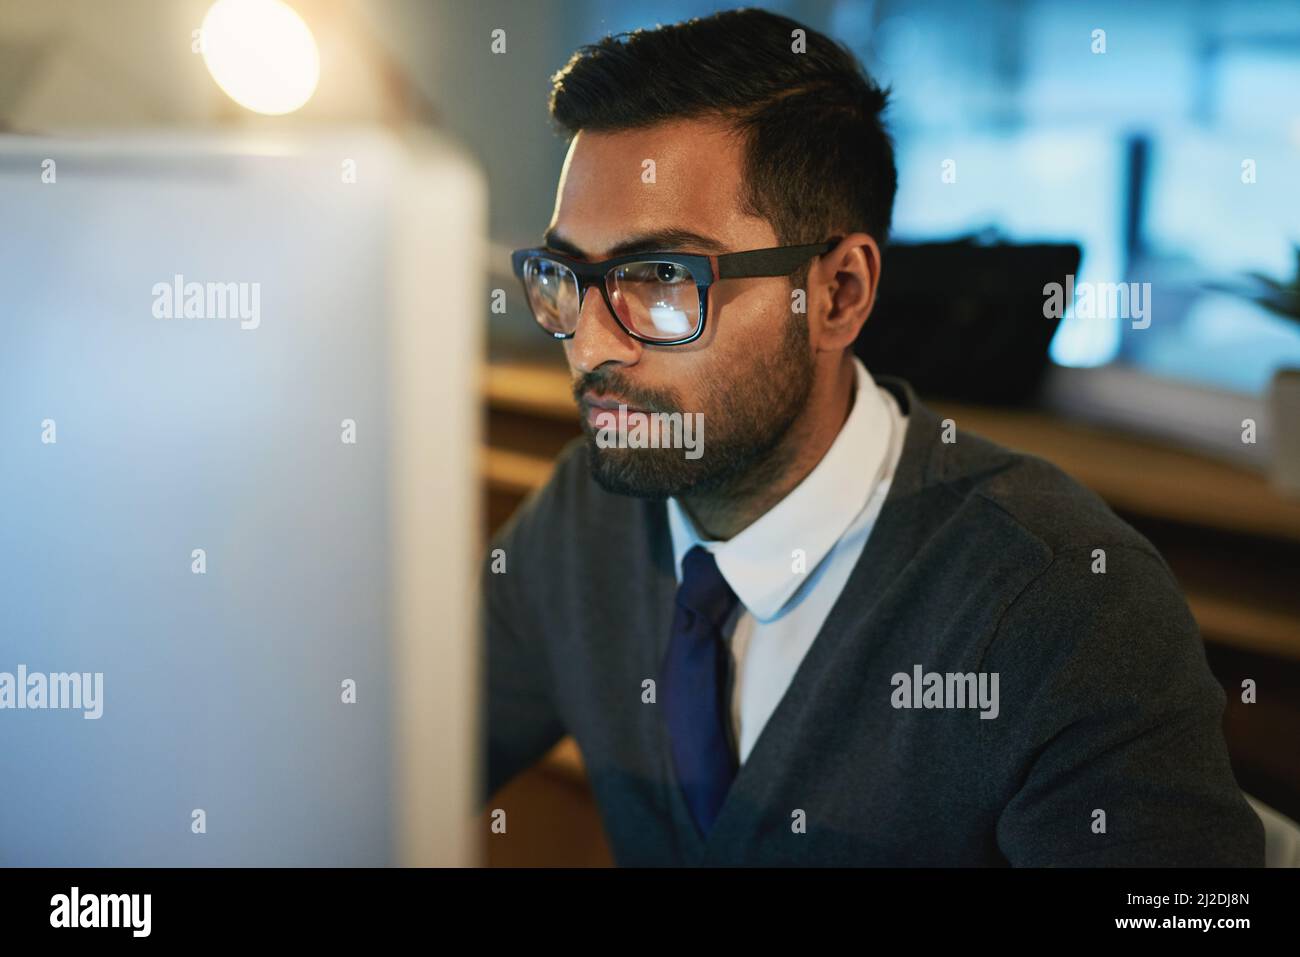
523, 257, 700, 342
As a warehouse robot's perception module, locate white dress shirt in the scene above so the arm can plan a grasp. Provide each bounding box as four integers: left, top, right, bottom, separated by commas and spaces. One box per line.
665, 355, 908, 764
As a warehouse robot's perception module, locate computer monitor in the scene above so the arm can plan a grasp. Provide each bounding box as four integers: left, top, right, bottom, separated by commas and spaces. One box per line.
0, 127, 484, 866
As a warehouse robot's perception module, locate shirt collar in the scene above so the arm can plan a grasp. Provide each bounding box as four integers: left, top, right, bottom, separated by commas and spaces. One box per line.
666, 355, 893, 621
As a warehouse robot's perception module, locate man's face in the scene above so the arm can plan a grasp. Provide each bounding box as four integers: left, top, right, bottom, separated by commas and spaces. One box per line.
546, 117, 815, 500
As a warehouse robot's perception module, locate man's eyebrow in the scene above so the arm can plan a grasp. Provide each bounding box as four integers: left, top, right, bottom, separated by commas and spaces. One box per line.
541, 227, 729, 259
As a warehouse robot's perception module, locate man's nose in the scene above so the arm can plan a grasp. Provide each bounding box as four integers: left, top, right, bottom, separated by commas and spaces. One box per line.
568, 285, 641, 374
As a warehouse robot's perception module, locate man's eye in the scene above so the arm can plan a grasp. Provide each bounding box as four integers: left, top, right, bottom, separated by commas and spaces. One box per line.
655, 263, 686, 283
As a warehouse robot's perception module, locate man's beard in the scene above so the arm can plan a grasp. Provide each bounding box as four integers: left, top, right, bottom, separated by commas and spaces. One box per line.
573, 311, 815, 500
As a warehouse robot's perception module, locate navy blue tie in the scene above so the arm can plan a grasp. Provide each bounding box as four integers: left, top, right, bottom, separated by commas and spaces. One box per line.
662, 545, 741, 837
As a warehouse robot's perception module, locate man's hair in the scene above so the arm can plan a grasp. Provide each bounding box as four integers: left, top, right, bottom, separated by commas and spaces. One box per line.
548, 7, 897, 288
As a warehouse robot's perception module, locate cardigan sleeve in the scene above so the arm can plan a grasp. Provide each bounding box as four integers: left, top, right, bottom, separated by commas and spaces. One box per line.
983, 544, 1264, 867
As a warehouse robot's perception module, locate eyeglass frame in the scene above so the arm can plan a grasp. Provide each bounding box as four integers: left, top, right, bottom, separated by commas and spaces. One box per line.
509, 237, 842, 346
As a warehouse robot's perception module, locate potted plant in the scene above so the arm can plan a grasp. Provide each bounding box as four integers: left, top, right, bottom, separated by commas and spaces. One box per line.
1213, 246, 1300, 495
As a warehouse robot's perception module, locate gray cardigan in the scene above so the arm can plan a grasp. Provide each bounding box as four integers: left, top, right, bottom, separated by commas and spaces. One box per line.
481, 375, 1264, 866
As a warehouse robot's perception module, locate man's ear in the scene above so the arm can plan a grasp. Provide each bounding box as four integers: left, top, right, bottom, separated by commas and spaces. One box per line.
811, 232, 881, 353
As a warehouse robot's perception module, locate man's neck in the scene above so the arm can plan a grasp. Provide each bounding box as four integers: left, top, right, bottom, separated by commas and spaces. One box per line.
679, 357, 858, 541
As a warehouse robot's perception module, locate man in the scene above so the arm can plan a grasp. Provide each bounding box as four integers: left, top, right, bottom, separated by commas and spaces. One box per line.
483, 8, 1263, 866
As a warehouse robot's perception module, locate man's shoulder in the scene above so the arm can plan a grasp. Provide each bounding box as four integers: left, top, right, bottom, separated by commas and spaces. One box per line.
924, 419, 1202, 680
927, 417, 1161, 567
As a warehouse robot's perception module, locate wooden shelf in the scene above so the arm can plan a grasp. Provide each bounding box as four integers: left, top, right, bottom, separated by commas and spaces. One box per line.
483, 446, 556, 495
484, 362, 575, 420
929, 400, 1300, 545
1187, 593, 1300, 662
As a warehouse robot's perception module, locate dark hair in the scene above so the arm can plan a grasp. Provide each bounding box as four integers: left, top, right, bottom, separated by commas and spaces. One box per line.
548, 7, 897, 288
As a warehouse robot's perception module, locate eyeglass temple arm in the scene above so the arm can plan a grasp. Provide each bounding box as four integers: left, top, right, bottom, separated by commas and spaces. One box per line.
713, 240, 841, 280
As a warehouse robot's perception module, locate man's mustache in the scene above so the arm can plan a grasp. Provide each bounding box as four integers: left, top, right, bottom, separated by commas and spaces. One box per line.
572, 374, 681, 416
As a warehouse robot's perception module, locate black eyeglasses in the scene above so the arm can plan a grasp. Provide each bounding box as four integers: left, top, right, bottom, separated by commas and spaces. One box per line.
510, 239, 840, 346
